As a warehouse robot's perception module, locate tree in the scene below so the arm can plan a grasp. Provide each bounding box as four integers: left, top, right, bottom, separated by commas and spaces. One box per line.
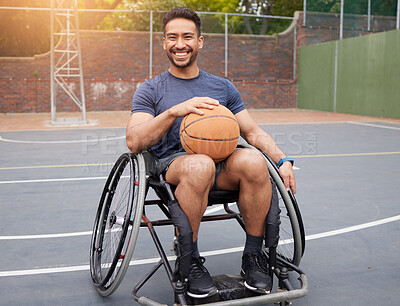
79, 0, 124, 29
237, 0, 303, 35
0, 0, 303, 57
306, 0, 397, 16
0, 0, 50, 57
99, 0, 186, 32
270, 0, 303, 16
182, 0, 240, 34
184, 0, 239, 12
306, 0, 340, 13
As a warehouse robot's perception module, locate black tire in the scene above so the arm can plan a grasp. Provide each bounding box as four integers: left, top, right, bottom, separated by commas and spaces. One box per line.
90, 153, 146, 296
263, 153, 305, 267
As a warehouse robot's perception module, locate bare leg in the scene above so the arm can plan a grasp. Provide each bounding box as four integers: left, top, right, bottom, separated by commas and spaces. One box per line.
165, 154, 215, 241
216, 149, 271, 236
166, 154, 218, 297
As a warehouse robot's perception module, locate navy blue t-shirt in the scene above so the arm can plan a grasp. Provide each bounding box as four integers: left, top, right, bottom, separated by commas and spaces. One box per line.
131, 70, 246, 159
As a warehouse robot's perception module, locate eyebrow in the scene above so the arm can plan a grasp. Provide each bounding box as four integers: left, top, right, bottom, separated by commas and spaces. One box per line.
166, 31, 195, 37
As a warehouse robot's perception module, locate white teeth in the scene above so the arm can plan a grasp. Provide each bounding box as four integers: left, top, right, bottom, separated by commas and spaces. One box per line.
175, 52, 188, 56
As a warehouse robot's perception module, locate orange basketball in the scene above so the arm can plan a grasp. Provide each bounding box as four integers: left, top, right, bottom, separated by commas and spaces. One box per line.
180, 104, 240, 162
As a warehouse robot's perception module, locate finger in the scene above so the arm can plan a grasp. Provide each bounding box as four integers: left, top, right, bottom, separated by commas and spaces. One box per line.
281, 174, 290, 191
290, 176, 297, 194
285, 179, 290, 192
200, 102, 216, 109
201, 97, 219, 105
191, 107, 204, 115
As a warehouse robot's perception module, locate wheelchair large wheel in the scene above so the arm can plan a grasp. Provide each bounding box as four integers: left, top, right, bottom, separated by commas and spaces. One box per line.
263, 154, 305, 267
90, 153, 146, 296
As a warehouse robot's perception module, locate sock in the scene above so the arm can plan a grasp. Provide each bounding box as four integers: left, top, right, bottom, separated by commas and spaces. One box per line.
192, 239, 200, 259
243, 232, 264, 255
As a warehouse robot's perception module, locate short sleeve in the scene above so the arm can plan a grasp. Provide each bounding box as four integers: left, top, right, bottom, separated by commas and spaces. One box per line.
226, 80, 246, 115
131, 81, 156, 116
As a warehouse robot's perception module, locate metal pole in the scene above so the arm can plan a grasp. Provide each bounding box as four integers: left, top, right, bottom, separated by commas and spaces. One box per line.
74, 0, 86, 123
303, 0, 307, 26
225, 14, 228, 78
367, 0, 371, 32
397, 0, 400, 29
67, 6, 71, 78
340, 0, 344, 39
333, 41, 338, 113
50, 0, 56, 123
149, 10, 153, 79
293, 26, 297, 80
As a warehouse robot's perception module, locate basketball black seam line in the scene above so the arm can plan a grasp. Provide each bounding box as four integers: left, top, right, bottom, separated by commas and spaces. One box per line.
180, 115, 238, 134
180, 116, 196, 153
180, 115, 192, 140
185, 135, 239, 142
181, 129, 197, 154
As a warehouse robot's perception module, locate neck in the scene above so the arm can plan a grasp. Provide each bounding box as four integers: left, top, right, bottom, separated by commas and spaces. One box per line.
168, 64, 200, 79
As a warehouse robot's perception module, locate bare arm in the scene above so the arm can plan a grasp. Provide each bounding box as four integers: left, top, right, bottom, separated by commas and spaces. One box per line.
126, 97, 219, 154
235, 109, 296, 193
126, 110, 173, 154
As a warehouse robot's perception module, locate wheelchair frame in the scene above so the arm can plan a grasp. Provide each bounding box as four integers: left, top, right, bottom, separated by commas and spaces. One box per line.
90, 149, 308, 305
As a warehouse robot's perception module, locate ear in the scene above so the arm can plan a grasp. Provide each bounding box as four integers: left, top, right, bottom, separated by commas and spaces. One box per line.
163, 37, 166, 50
198, 36, 204, 49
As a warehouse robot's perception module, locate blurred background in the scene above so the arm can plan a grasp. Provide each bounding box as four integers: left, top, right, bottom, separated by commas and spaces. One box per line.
0, 1, 399, 119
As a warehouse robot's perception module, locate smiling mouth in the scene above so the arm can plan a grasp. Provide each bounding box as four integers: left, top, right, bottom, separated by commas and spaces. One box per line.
175, 52, 188, 57
172, 49, 191, 60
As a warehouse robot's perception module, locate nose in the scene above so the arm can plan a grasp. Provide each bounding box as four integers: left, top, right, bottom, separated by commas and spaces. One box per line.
176, 37, 185, 49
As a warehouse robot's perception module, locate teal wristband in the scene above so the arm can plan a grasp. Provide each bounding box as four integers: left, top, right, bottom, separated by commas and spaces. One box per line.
277, 157, 294, 168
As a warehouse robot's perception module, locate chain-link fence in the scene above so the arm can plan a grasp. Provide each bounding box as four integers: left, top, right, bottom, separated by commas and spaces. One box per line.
95, 10, 294, 36
304, 0, 399, 39
101, 10, 296, 79
0, 6, 300, 113
0, 7, 297, 81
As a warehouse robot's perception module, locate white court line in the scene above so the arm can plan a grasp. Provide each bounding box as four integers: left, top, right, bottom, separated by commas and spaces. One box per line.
0, 214, 399, 277
0, 231, 94, 240
0, 135, 125, 144
348, 121, 400, 130
0, 176, 107, 185
305, 214, 400, 240
0, 204, 235, 240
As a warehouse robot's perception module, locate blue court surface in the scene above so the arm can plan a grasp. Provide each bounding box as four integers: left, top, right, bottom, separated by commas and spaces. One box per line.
0, 120, 399, 305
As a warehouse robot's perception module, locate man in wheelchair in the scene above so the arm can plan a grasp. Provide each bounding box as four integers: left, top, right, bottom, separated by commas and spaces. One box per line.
126, 7, 296, 300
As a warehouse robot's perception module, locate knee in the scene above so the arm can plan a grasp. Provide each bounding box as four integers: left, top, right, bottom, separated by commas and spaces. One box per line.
235, 149, 269, 183
180, 154, 215, 189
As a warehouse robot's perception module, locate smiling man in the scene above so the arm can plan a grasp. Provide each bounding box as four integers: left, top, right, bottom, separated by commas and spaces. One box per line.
164, 17, 202, 71
126, 7, 296, 299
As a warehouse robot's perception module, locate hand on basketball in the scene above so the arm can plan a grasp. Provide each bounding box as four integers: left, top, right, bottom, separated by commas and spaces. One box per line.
279, 162, 296, 194
170, 97, 219, 117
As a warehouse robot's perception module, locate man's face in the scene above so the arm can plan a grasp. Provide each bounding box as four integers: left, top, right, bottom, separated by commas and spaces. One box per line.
163, 18, 203, 69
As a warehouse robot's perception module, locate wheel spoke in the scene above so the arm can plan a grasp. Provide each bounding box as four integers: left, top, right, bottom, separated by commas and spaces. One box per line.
90, 153, 146, 296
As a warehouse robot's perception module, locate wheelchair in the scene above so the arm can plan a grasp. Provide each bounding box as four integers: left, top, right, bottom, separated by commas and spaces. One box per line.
89, 145, 308, 305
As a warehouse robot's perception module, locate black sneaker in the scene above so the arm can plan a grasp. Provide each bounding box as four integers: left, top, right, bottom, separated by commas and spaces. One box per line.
241, 251, 272, 294
187, 257, 218, 298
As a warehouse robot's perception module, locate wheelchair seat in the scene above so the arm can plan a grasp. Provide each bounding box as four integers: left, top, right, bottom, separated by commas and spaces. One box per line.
89, 149, 308, 305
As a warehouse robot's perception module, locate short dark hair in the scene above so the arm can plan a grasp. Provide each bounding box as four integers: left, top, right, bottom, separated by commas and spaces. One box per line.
163, 7, 202, 37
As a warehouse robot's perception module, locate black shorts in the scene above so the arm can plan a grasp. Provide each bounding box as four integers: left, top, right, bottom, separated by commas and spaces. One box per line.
151, 151, 225, 191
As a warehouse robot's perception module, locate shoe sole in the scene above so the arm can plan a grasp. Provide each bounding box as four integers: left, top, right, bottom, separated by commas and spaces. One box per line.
187, 289, 218, 299
243, 281, 271, 294
241, 270, 271, 294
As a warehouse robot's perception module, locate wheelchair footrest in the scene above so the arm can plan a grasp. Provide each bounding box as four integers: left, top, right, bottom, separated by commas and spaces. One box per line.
187, 274, 259, 305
